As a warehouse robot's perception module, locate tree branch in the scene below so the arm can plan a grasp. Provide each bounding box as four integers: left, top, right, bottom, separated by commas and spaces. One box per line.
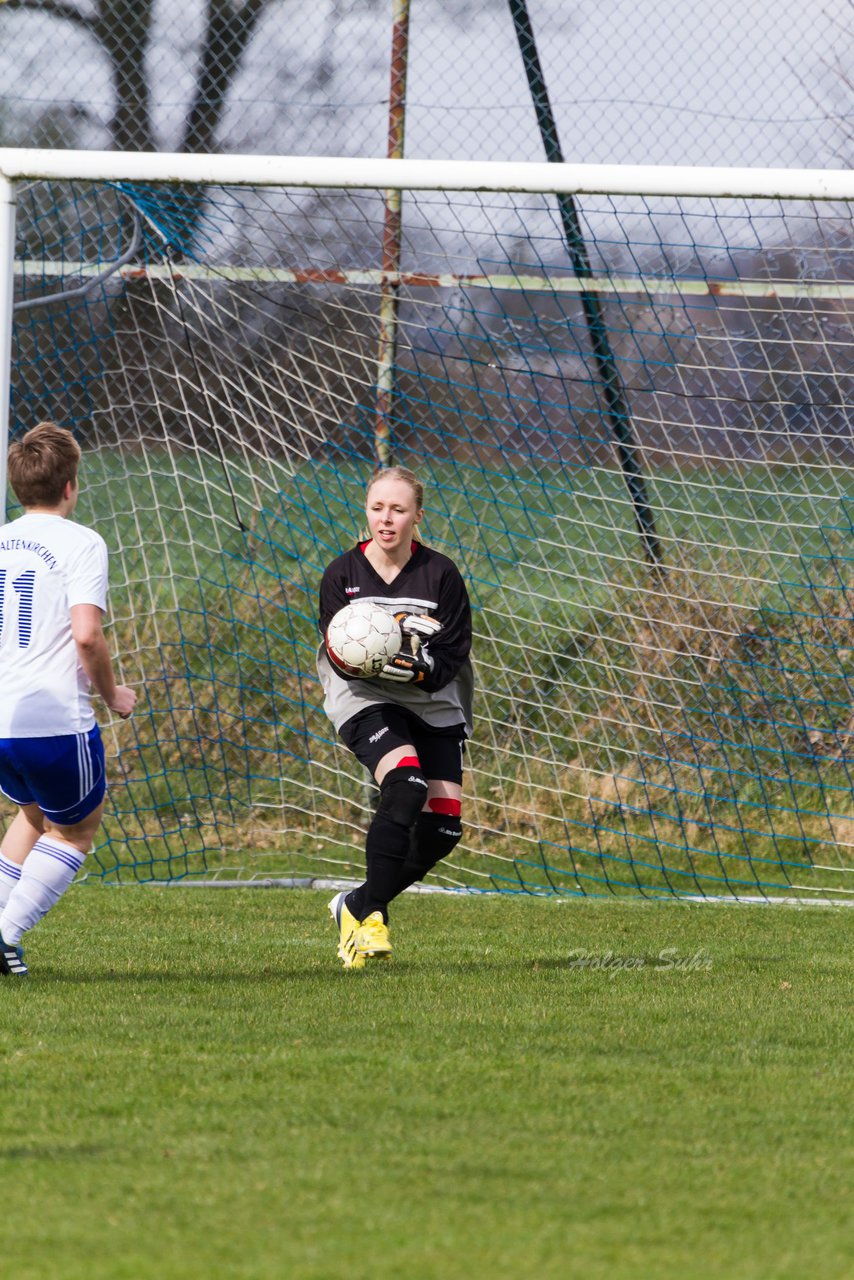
180, 0, 273, 154
94, 0, 156, 151
0, 0, 95, 31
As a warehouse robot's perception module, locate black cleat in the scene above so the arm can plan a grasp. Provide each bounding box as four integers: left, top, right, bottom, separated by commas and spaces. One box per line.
0, 935, 27, 977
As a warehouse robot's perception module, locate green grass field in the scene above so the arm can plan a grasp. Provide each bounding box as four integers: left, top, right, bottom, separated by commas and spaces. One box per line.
1, 888, 851, 1280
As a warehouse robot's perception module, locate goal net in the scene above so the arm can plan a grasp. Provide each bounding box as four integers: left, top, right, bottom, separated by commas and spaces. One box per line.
3, 151, 852, 901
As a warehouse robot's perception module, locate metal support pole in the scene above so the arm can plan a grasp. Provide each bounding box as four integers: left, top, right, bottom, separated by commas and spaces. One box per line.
0, 177, 17, 522
509, 0, 662, 566
375, 0, 410, 468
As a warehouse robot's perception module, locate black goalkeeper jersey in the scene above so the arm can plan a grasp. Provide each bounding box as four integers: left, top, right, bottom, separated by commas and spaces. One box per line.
317, 541, 474, 734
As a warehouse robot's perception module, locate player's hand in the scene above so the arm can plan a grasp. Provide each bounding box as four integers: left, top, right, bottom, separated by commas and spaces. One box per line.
395, 612, 443, 642
380, 640, 435, 684
109, 685, 137, 719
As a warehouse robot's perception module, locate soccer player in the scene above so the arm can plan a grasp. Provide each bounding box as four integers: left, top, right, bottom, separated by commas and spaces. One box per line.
0, 422, 136, 977
317, 466, 474, 968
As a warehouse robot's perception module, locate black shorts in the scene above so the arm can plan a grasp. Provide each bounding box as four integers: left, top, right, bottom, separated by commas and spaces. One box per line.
338, 704, 466, 783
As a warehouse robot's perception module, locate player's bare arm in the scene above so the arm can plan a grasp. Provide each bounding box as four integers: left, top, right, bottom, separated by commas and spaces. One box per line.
70, 604, 137, 719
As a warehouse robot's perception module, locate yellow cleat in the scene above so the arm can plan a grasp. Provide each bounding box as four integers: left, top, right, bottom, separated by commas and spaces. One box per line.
356, 911, 392, 961
328, 892, 365, 970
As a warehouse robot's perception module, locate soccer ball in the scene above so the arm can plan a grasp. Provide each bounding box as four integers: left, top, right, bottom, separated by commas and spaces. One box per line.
326, 601, 401, 677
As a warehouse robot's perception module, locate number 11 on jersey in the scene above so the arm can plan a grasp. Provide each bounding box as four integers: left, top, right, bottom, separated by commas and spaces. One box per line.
0, 569, 36, 647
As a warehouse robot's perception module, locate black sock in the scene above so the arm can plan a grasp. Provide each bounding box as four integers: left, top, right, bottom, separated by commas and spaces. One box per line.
358, 810, 412, 921
395, 812, 463, 896
344, 884, 367, 921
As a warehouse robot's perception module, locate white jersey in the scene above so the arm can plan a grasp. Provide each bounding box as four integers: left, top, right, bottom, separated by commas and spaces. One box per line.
0, 512, 109, 737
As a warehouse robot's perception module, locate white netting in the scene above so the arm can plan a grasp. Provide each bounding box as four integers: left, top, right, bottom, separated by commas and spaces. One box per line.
7, 160, 853, 899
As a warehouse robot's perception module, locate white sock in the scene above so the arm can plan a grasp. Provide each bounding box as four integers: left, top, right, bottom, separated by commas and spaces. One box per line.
0, 836, 85, 946
0, 850, 22, 912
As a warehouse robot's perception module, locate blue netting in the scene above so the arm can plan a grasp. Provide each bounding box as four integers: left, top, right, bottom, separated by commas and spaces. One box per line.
8, 177, 853, 898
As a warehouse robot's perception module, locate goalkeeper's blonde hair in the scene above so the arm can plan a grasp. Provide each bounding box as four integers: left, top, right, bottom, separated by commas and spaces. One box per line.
363, 466, 426, 543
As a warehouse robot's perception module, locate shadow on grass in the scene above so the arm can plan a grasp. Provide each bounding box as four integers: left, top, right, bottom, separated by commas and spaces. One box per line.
0, 1144, 108, 1161
23, 957, 718, 985
24, 953, 592, 983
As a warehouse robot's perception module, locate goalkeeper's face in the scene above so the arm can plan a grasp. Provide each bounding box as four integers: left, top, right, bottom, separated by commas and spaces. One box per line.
366, 475, 423, 556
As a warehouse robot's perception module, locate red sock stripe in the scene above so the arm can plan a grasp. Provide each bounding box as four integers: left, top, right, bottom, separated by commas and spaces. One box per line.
428, 797, 462, 816
396, 755, 421, 769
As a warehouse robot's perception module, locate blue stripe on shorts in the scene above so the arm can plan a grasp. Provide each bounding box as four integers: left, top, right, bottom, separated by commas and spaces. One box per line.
0, 725, 106, 825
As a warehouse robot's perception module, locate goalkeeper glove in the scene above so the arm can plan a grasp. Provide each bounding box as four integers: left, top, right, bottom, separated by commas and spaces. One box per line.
394, 611, 443, 642
380, 636, 435, 683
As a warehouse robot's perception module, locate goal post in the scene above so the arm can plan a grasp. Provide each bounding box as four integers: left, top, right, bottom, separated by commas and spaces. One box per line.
3, 148, 854, 195
1, 147, 853, 903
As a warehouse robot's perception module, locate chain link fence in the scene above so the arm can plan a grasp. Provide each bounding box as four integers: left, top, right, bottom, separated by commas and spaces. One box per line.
0, 0, 850, 166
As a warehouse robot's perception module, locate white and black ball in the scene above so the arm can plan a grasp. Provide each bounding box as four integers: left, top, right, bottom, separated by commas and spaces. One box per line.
325, 601, 401, 677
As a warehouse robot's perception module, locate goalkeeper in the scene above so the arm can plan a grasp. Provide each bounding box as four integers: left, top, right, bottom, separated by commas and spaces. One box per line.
317, 466, 474, 969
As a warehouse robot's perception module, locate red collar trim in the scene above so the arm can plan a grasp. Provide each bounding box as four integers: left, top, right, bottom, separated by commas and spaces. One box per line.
359, 540, 419, 556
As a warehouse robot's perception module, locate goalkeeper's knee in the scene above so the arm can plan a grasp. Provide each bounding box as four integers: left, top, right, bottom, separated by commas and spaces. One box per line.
377, 762, 428, 829
408, 811, 463, 880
